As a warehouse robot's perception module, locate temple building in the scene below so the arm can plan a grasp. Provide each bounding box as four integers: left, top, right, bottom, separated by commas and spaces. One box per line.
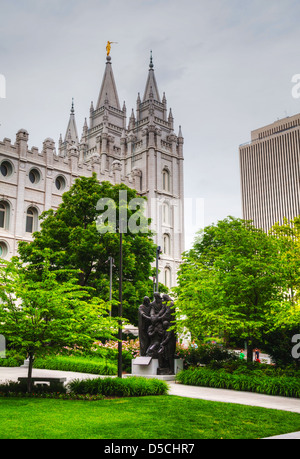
0, 51, 185, 288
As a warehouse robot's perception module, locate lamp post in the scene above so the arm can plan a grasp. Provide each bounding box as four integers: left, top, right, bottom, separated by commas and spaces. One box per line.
156, 246, 162, 292
108, 256, 114, 317
117, 228, 123, 379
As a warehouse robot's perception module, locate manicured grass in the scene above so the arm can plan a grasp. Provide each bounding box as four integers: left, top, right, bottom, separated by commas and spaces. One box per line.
0, 396, 300, 439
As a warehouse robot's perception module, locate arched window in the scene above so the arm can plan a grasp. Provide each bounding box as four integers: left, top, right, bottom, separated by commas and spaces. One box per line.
162, 203, 170, 225
163, 234, 171, 256
0, 201, 10, 230
26, 207, 38, 233
162, 169, 170, 192
164, 267, 171, 288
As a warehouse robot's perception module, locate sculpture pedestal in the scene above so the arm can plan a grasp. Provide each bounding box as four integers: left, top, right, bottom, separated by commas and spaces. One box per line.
124, 357, 184, 381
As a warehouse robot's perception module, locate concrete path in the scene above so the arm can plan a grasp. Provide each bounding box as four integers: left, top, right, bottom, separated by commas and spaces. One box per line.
1, 367, 300, 439
168, 382, 300, 414
0, 366, 102, 384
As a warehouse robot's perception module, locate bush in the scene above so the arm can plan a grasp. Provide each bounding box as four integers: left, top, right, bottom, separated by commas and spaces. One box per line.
176, 367, 300, 398
33, 355, 117, 375
0, 380, 67, 395
58, 339, 140, 373
207, 360, 300, 377
263, 327, 300, 367
67, 376, 169, 397
176, 343, 238, 368
0, 351, 26, 368
92, 340, 140, 373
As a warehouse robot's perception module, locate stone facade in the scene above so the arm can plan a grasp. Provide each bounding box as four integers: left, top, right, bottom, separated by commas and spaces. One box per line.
239, 113, 300, 232
0, 54, 185, 288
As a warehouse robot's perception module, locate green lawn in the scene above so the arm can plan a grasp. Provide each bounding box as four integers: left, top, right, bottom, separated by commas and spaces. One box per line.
0, 396, 300, 439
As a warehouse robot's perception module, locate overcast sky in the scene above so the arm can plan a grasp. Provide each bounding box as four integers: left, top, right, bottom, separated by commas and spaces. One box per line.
1, 0, 300, 250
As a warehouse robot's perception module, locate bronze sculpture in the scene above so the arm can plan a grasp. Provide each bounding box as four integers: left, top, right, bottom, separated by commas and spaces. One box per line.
138, 292, 176, 375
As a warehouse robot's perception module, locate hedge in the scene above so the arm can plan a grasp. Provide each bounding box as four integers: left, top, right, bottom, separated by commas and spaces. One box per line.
33, 355, 117, 376
176, 367, 300, 398
67, 376, 169, 397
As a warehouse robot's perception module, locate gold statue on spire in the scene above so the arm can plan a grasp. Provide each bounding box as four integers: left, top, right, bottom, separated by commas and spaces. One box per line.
106, 41, 118, 56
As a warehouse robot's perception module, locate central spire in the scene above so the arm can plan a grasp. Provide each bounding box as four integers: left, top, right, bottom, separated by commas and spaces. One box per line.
96, 55, 121, 110
143, 51, 161, 102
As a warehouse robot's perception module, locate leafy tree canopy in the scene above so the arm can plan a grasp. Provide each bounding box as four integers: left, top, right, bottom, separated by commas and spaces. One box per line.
174, 216, 291, 360
0, 253, 119, 391
18, 175, 157, 326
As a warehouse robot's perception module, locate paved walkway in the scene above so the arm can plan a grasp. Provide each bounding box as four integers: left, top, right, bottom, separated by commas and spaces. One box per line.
1, 367, 300, 439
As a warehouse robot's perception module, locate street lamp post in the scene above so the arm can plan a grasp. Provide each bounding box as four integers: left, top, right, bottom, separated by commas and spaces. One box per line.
117, 230, 123, 378
156, 246, 162, 292
108, 256, 114, 317
152, 276, 156, 297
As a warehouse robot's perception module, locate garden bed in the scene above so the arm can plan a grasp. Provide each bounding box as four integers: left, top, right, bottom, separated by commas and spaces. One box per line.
176, 366, 300, 398
33, 355, 117, 375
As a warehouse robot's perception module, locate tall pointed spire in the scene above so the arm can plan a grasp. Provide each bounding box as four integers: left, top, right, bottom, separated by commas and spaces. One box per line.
96, 55, 121, 110
64, 98, 79, 144
143, 51, 161, 102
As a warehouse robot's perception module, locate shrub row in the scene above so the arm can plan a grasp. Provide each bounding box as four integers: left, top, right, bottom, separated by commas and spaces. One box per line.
0, 352, 25, 368
0, 357, 22, 368
67, 376, 169, 397
207, 360, 300, 377
176, 343, 238, 367
33, 355, 117, 376
176, 367, 300, 398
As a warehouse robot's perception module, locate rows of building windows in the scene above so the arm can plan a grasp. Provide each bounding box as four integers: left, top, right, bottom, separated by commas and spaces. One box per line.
257, 117, 300, 140
0, 200, 39, 235
240, 128, 300, 232
0, 166, 173, 265
1, 158, 167, 194
0, 160, 67, 192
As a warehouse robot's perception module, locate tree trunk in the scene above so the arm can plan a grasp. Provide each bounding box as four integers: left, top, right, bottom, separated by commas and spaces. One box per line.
27, 352, 34, 393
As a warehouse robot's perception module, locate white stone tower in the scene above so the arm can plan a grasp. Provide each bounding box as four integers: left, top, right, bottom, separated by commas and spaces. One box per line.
125, 53, 185, 288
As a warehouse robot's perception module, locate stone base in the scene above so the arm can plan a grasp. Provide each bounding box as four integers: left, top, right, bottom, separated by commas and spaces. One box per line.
123, 373, 175, 381
128, 358, 184, 381
20, 358, 30, 368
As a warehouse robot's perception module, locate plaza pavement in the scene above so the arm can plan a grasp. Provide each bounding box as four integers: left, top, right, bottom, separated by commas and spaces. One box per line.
0, 366, 299, 439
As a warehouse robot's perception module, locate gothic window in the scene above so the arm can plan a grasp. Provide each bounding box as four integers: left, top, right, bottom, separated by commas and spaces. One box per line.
0, 201, 10, 230
26, 207, 38, 233
163, 233, 171, 256
162, 169, 170, 192
164, 267, 171, 288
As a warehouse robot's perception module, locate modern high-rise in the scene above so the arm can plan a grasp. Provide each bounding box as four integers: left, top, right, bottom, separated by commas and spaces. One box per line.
239, 113, 300, 232
0, 51, 185, 288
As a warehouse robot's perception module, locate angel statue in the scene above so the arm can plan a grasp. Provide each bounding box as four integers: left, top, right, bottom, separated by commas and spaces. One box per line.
106, 41, 118, 56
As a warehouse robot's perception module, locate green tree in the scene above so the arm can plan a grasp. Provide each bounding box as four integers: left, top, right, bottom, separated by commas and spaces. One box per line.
174, 217, 286, 361
269, 217, 300, 329
0, 253, 118, 392
17, 175, 157, 326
